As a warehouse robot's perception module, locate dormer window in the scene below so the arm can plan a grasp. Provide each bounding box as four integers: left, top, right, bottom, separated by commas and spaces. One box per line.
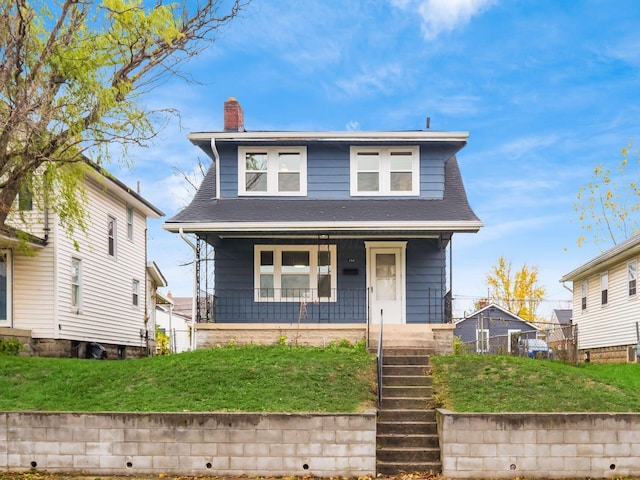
350, 146, 419, 196
238, 146, 307, 196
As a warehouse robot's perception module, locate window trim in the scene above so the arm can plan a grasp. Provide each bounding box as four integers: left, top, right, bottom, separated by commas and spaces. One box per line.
600, 272, 608, 306
476, 328, 489, 353
18, 184, 33, 211
581, 280, 588, 311
254, 244, 337, 302
108, 215, 117, 259
629, 260, 637, 297
132, 279, 140, 308
71, 257, 82, 311
350, 146, 420, 196
0, 250, 12, 325
238, 146, 307, 196
126, 205, 134, 242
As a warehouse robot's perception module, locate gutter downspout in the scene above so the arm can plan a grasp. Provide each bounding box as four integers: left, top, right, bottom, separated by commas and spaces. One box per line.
179, 227, 197, 351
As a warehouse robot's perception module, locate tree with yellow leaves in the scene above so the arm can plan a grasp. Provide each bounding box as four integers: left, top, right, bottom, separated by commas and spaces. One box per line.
486, 256, 546, 322
575, 141, 640, 248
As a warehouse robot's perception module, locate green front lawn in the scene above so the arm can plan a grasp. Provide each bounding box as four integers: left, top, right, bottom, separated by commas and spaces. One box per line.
0, 343, 376, 413
432, 354, 640, 412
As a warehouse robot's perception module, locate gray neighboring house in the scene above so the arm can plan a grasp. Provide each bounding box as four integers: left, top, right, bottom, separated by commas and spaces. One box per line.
163, 97, 482, 326
455, 303, 540, 353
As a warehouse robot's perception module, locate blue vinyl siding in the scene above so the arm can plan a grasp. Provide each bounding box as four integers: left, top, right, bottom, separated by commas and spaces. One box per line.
454, 307, 538, 349
214, 238, 367, 323
217, 141, 457, 199
214, 237, 447, 324
307, 144, 351, 198
406, 239, 446, 323
218, 143, 239, 199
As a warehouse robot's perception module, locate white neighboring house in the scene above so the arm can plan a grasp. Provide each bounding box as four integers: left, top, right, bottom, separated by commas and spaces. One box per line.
147, 261, 169, 354
0, 162, 163, 358
155, 293, 191, 353
561, 233, 640, 363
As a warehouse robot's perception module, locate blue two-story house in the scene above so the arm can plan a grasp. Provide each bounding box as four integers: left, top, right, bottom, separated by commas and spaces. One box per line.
164, 98, 481, 331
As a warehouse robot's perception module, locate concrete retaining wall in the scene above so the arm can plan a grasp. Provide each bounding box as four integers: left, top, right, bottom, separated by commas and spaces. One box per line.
438, 409, 640, 479
196, 323, 367, 348
0, 411, 376, 477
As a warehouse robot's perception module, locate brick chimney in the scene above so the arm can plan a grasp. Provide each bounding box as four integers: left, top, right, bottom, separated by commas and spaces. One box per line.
224, 97, 244, 132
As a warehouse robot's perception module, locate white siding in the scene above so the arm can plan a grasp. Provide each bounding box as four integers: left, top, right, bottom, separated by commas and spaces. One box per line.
52, 178, 149, 346
12, 230, 57, 337
573, 259, 640, 350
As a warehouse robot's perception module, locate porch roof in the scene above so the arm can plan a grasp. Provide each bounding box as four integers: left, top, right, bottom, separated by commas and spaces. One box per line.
164, 156, 482, 236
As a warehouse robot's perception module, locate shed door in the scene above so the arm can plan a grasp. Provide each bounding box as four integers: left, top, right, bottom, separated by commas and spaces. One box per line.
366, 242, 406, 325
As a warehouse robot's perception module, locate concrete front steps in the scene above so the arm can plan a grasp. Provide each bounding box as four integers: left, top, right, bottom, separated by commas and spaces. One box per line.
376, 348, 441, 476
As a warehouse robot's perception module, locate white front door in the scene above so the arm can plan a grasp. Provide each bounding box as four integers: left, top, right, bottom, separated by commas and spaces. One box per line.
366, 242, 406, 325
0, 250, 11, 327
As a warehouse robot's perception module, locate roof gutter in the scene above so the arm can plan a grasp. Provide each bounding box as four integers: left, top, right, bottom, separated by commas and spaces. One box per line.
165, 220, 483, 234
188, 130, 469, 143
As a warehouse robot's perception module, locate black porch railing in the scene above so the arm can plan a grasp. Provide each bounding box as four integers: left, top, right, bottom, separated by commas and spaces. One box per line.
210, 288, 368, 324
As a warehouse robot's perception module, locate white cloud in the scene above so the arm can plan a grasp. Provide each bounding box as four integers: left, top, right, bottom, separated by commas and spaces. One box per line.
334, 63, 409, 98
392, 0, 497, 40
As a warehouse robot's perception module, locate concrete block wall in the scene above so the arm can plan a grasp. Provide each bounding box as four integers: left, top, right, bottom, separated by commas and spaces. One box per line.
196, 323, 367, 348
438, 410, 640, 479
1, 411, 376, 477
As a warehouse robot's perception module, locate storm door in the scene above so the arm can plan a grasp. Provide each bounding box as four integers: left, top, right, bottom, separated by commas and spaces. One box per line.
366, 242, 406, 324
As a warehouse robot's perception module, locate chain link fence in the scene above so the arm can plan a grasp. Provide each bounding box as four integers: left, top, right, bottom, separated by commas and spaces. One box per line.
457, 323, 578, 365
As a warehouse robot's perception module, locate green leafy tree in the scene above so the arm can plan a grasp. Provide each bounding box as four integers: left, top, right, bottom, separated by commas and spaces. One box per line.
575, 141, 640, 248
155, 324, 170, 355
0, 0, 247, 235
486, 256, 546, 322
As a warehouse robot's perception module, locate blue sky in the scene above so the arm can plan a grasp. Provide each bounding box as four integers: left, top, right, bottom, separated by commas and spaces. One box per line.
111, 0, 640, 318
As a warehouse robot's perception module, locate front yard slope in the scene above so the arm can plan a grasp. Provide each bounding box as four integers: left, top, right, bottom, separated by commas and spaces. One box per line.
0, 344, 376, 412
432, 354, 640, 412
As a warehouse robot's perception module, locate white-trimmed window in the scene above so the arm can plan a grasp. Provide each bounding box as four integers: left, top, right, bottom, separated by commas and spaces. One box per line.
629, 260, 637, 297
476, 329, 489, 353
132, 280, 140, 307
0, 250, 12, 324
126, 205, 134, 241
350, 146, 419, 196
581, 280, 588, 310
254, 245, 337, 302
601, 272, 608, 306
238, 146, 307, 196
108, 215, 117, 258
71, 258, 81, 309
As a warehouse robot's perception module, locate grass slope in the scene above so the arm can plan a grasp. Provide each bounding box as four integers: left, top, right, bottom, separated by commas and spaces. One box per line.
0, 344, 376, 413
432, 354, 640, 412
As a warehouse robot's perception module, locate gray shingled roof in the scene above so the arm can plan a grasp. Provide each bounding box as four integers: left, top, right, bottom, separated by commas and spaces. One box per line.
165, 155, 480, 233
553, 309, 572, 325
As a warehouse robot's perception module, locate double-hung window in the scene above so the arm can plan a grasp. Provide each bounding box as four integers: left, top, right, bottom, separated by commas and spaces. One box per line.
601, 272, 608, 306
629, 260, 637, 297
132, 280, 140, 308
255, 245, 336, 302
476, 329, 489, 353
71, 258, 81, 309
238, 147, 307, 196
350, 146, 419, 196
581, 280, 588, 310
108, 216, 116, 258
126, 206, 134, 241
